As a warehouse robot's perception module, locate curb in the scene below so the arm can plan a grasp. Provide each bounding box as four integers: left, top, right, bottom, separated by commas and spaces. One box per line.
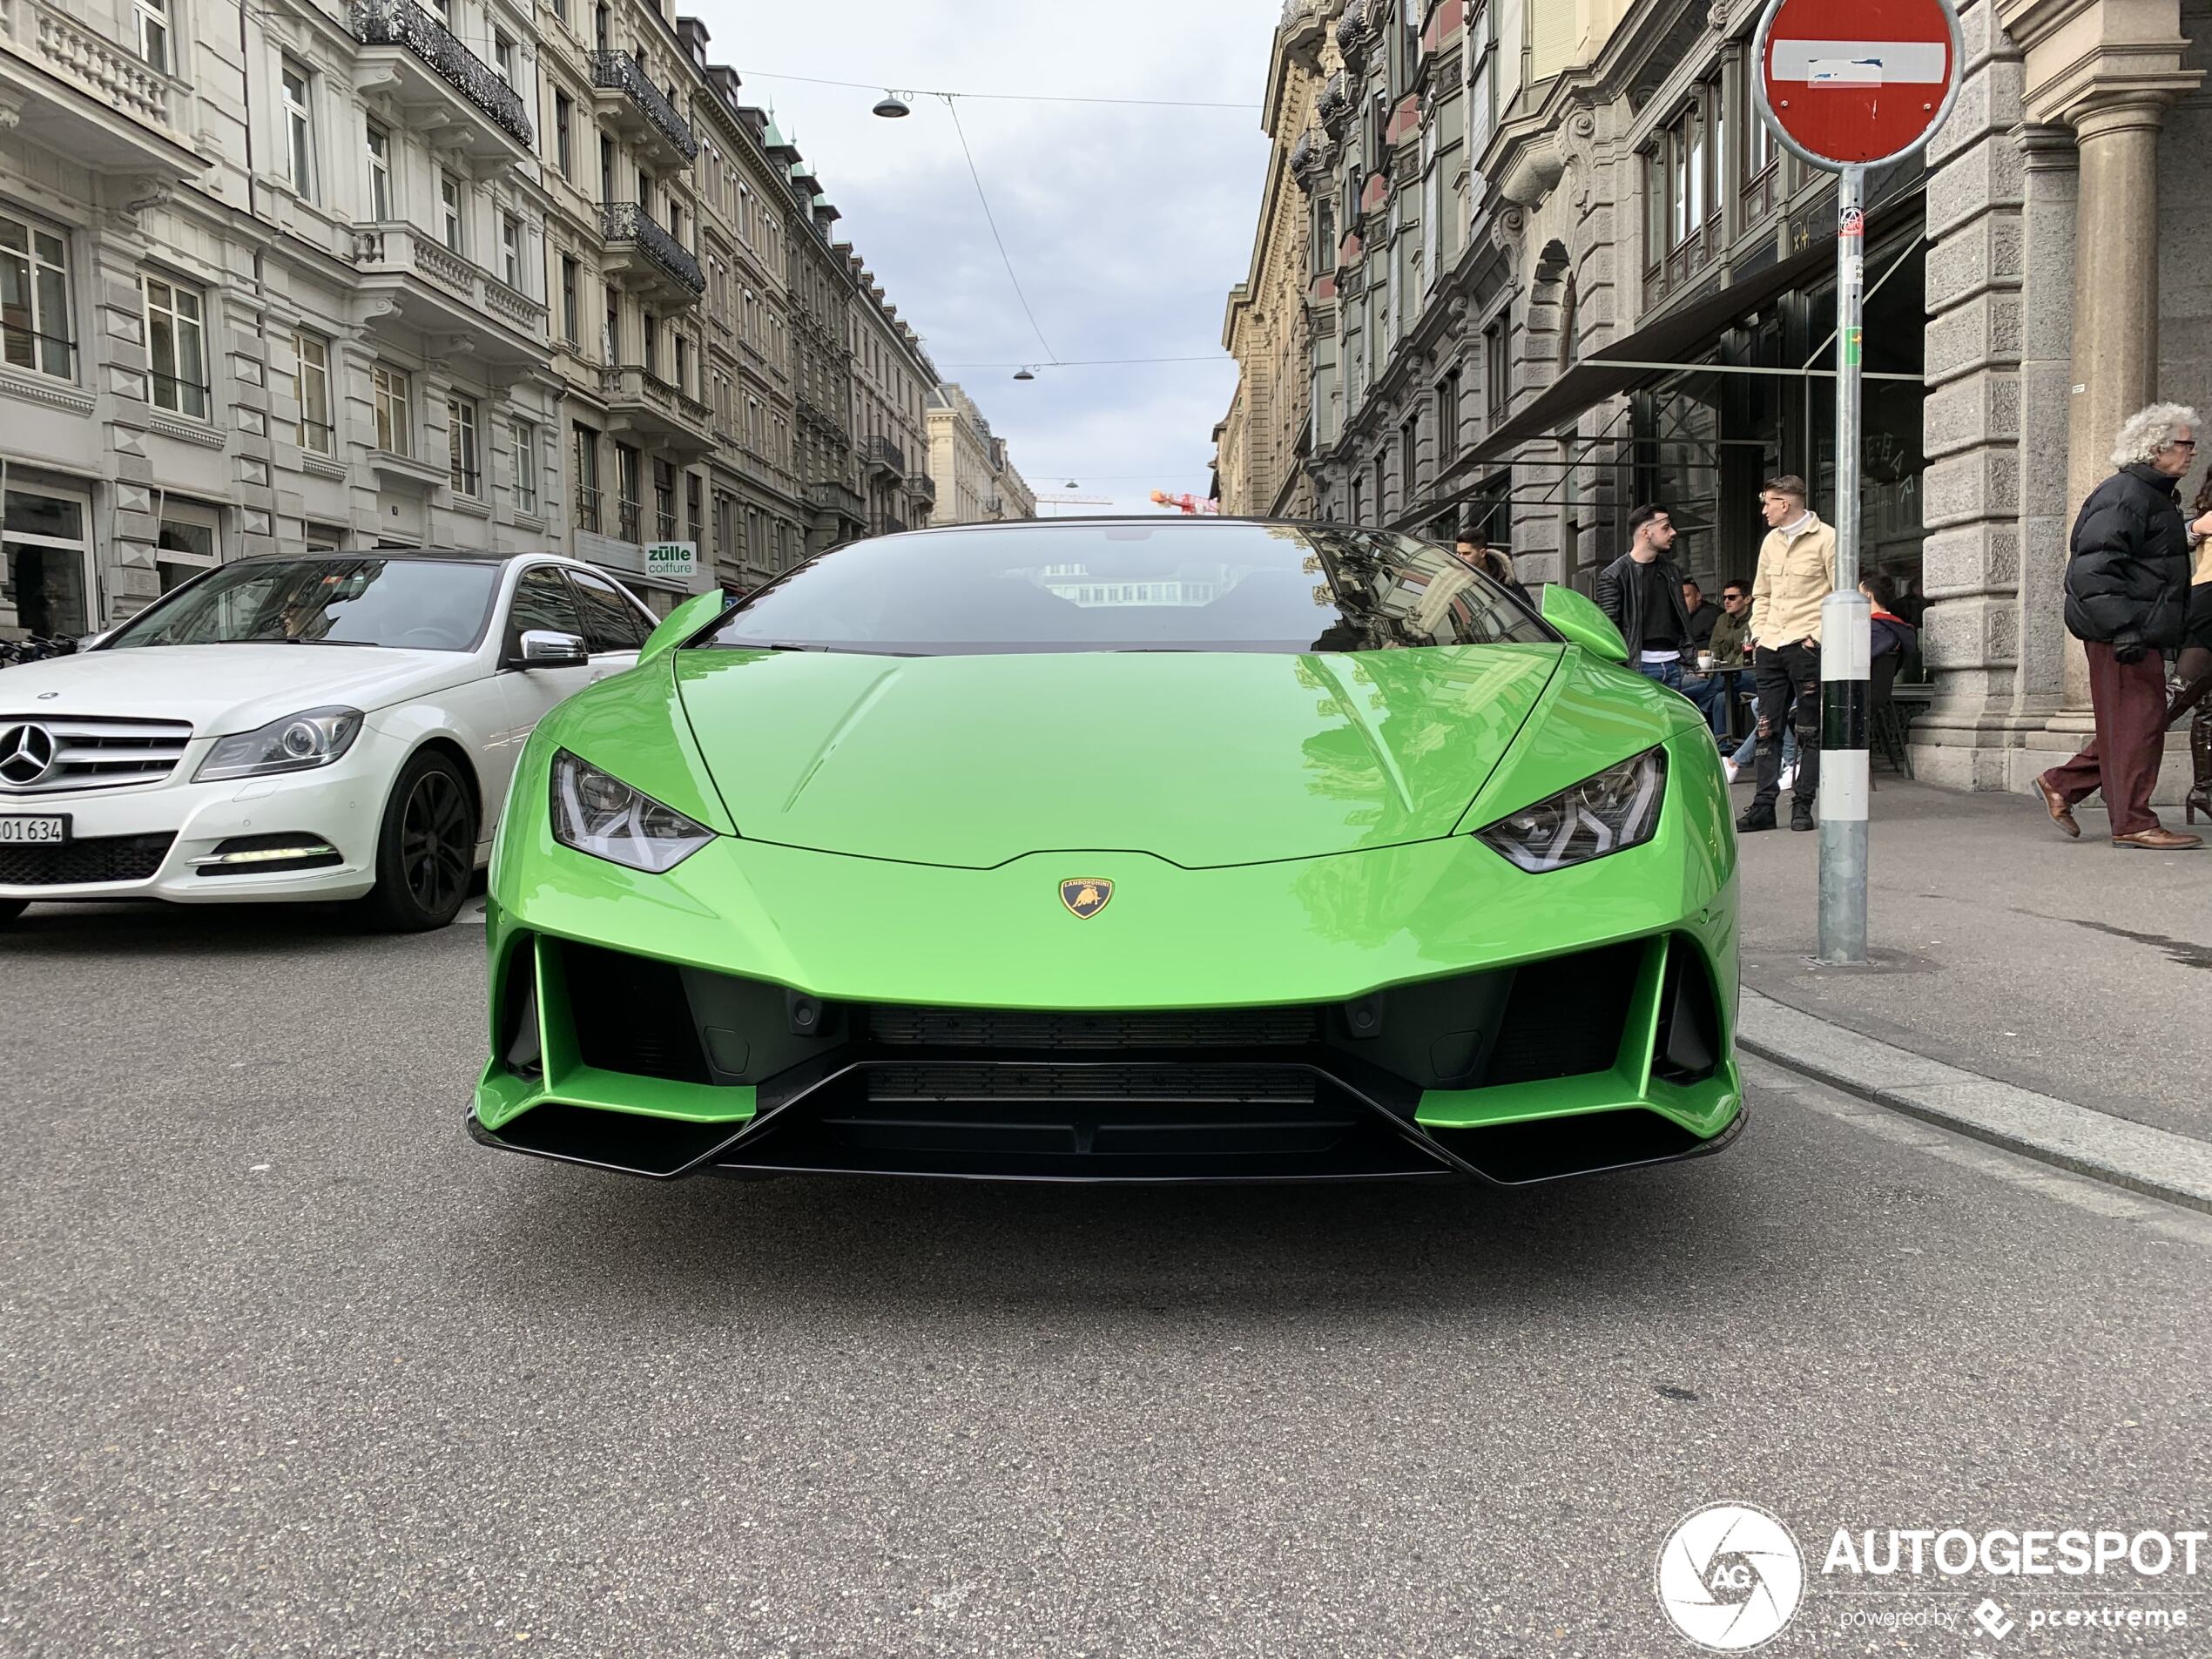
1737, 989, 2212, 1217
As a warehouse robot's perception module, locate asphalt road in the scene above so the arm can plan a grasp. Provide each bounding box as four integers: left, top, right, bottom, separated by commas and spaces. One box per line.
4, 904, 2209, 1658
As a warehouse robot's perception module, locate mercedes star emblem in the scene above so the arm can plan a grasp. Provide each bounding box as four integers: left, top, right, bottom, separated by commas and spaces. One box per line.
0, 723, 59, 787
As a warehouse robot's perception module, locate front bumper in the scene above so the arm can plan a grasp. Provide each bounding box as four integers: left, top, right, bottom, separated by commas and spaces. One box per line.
473, 725, 1743, 1185
0, 744, 394, 905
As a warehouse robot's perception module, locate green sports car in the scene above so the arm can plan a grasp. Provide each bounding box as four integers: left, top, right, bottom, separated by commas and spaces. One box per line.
471, 518, 1742, 1185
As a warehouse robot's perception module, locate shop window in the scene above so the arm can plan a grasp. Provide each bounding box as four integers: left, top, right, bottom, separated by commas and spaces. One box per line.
616, 443, 642, 543
3, 486, 92, 638
156, 499, 221, 594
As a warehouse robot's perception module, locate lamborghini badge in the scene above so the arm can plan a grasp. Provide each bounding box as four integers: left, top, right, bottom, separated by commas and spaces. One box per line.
1060, 878, 1114, 920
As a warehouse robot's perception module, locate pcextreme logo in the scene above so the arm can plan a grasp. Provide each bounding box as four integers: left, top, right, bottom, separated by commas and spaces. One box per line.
1656, 1503, 1807, 1651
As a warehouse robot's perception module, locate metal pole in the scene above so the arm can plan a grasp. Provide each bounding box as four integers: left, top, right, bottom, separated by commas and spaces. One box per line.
1817, 165, 1872, 966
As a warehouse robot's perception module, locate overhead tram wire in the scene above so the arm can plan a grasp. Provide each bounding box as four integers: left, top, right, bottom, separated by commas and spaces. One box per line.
936, 356, 1226, 369
736, 70, 1258, 112
941, 94, 1058, 368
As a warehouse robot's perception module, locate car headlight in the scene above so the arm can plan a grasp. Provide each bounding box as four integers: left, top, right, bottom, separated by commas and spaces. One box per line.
194, 707, 364, 782
1476, 748, 1667, 873
550, 749, 714, 873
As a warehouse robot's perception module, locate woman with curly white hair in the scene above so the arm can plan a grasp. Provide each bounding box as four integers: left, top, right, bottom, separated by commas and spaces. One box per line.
2034, 402, 2212, 850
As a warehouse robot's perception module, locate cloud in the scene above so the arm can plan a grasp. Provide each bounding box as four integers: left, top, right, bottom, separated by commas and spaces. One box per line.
691, 0, 1282, 511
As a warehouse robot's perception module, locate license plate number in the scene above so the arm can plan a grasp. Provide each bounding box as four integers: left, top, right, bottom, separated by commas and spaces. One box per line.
0, 816, 68, 845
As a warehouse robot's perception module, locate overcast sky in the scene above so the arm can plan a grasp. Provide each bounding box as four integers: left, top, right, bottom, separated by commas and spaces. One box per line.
693, 0, 1282, 515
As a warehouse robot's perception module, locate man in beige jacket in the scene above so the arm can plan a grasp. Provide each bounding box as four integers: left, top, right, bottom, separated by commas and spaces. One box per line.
1739, 475, 1838, 833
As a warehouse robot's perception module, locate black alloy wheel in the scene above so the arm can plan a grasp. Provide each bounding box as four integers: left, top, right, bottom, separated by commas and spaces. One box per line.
361, 751, 477, 932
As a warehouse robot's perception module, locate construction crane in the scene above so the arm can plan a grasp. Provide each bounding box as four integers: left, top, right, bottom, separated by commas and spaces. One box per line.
1149, 490, 1221, 516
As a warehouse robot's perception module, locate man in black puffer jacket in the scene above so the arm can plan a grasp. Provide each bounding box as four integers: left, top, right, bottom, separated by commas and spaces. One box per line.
2036, 403, 2209, 850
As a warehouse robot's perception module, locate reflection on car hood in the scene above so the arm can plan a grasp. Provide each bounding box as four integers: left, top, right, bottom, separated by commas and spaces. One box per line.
0, 644, 482, 734
674, 644, 1566, 868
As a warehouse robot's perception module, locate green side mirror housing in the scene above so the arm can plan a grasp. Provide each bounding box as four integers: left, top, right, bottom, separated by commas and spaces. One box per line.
638, 588, 732, 666
1539, 583, 1630, 665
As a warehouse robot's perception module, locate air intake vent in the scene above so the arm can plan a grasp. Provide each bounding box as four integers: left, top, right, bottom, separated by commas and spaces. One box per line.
1483, 941, 1642, 1086
866, 1064, 1317, 1103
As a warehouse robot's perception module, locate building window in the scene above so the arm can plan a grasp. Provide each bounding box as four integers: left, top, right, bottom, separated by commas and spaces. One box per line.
1400, 415, 1418, 502
604, 294, 619, 364
685, 473, 701, 543
653, 457, 677, 541
493, 32, 516, 85
1, 212, 75, 381
373, 361, 410, 455
366, 123, 393, 220
593, 1, 609, 51
554, 91, 573, 179
673, 334, 689, 394
599, 134, 614, 210
616, 444, 643, 542
154, 500, 221, 594
500, 213, 523, 290
1484, 318, 1509, 420
573, 421, 601, 531
447, 395, 481, 496
560, 255, 580, 345
135, 0, 169, 71
1437, 367, 1461, 462
294, 331, 333, 454
281, 62, 316, 203
509, 419, 538, 516
143, 273, 208, 419
305, 522, 347, 552
439, 172, 463, 254
641, 310, 658, 376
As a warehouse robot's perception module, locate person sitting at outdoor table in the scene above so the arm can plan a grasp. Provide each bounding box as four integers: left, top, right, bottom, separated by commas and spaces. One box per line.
1682, 579, 1723, 649
1866, 573, 1919, 661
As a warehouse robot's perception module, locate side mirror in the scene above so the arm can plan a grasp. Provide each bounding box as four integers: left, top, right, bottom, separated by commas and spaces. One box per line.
1539, 584, 1630, 665
512, 629, 589, 670
637, 588, 731, 667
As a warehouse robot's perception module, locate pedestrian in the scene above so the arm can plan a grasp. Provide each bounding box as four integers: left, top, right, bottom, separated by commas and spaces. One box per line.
1682, 578, 1722, 648
1595, 506, 1729, 733
2034, 403, 2209, 850
1865, 573, 1918, 661
1454, 525, 1532, 606
1737, 475, 1836, 834
2166, 471, 2212, 825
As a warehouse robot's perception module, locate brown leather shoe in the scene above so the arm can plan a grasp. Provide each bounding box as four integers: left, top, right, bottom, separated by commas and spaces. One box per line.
2033, 772, 2080, 839
2112, 827, 2205, 851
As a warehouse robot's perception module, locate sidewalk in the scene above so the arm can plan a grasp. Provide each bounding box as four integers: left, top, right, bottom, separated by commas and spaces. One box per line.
1731, 776, 2212, 1145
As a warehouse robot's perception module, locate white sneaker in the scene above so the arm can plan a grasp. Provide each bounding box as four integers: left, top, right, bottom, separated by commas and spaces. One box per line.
1778, 763, 1797, 792
1723, 759, 1741, 785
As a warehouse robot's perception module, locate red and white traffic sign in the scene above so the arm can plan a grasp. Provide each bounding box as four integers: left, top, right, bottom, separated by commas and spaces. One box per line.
1757, 0, 1959, 168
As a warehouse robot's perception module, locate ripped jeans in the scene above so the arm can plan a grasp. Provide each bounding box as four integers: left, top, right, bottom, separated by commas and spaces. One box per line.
1751, 641, 1822, 810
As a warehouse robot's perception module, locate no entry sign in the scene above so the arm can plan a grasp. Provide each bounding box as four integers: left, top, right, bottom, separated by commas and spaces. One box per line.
1755, 0, 1962, 168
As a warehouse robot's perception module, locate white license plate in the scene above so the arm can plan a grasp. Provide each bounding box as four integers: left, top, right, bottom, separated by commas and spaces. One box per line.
0, 815, 69, 846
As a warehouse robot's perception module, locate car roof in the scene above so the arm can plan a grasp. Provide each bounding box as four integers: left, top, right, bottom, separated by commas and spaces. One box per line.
219, 550, 578, 564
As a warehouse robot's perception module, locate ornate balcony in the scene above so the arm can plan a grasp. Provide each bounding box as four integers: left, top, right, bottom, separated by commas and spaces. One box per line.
1335, 0, 1371, 69
911, 471, 936, 506
600, 364, 713, 459
352, 222, 548, 363
0, 0, 204, 178
589, 50, 698, 168
805, 478, 867, 525
1278, 0, 1325, 63
598, 202, 705, 307
1318, 71, 1352, 138
350, 0, 532, 158
864, 435, 905, 479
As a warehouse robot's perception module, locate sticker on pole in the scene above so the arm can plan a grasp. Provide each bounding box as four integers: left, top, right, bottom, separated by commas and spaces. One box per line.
1755, 0, 1961, 169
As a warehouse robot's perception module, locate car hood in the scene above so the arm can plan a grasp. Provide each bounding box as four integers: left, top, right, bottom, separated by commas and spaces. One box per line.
0, 644, 482, 735
672, 644, 1566, 869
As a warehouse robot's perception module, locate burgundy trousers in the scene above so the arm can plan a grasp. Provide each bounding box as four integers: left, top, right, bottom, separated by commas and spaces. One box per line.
2044, 643, 2171, 836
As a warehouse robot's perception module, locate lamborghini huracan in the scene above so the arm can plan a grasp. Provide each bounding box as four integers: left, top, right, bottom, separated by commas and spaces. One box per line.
470, 518, 1743, 1185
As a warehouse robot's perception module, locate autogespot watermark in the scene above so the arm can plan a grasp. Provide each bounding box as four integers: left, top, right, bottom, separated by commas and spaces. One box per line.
1656, 1512, 2208, 1649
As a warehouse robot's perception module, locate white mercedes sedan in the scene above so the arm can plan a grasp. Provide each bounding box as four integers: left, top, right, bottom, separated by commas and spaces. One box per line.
0, 551, 662, 930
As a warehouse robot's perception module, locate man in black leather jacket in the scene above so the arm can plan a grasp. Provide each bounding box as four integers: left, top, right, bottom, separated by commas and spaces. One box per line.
2036, 403, 2210, 850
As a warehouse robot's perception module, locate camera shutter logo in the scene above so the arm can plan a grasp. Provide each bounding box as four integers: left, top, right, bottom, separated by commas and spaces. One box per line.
1656, 1502, 1805, 1651
0, 724, 57, 787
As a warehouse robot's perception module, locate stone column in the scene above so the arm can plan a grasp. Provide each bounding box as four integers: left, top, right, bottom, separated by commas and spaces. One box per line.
2055, 91, 2174, 718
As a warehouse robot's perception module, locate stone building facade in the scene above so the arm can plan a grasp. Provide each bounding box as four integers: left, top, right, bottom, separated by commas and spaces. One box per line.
925, 382, 1035, 525
0, 0, 960, 635
846, 253, 938, 537
1222, 0, 2212, 796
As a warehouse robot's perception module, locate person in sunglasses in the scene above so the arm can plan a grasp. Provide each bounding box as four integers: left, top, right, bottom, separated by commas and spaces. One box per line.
2036, 403, 2212, 851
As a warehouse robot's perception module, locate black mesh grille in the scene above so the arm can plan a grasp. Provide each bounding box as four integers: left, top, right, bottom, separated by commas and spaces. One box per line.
563, 941, 711, 1084
1483, 941, 1643, 1086
867, 1005, 1319, 1050
866, 1064, 1317, 1103
0, 833, 173, 887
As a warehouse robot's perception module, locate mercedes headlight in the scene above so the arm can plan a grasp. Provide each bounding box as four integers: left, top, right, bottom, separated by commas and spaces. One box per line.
550, 749, 714, 873
194, 707, 364, 781
1476, 748, 1667, 873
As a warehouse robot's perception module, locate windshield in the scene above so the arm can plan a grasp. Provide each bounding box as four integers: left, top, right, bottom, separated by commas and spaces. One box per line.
103, 558, 502, 652
698, 522, 1554, 657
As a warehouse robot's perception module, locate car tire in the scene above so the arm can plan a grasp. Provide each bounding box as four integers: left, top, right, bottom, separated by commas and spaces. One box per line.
0, 899, 26, 924
359, 750, 477, 933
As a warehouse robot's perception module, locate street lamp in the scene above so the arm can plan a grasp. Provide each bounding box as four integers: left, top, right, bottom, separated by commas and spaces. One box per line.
1013, 367, 1036, 381
872, 91, 913, 118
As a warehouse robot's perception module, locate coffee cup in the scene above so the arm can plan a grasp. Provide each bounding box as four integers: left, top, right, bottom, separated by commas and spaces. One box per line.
1696, 651, 1715, 672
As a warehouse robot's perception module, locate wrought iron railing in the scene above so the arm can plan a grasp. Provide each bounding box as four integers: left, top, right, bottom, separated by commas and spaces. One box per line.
588, 50, 698, 161
597, 202, 705, 295
864, 435, 905, 476
349, 0, 533, 148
